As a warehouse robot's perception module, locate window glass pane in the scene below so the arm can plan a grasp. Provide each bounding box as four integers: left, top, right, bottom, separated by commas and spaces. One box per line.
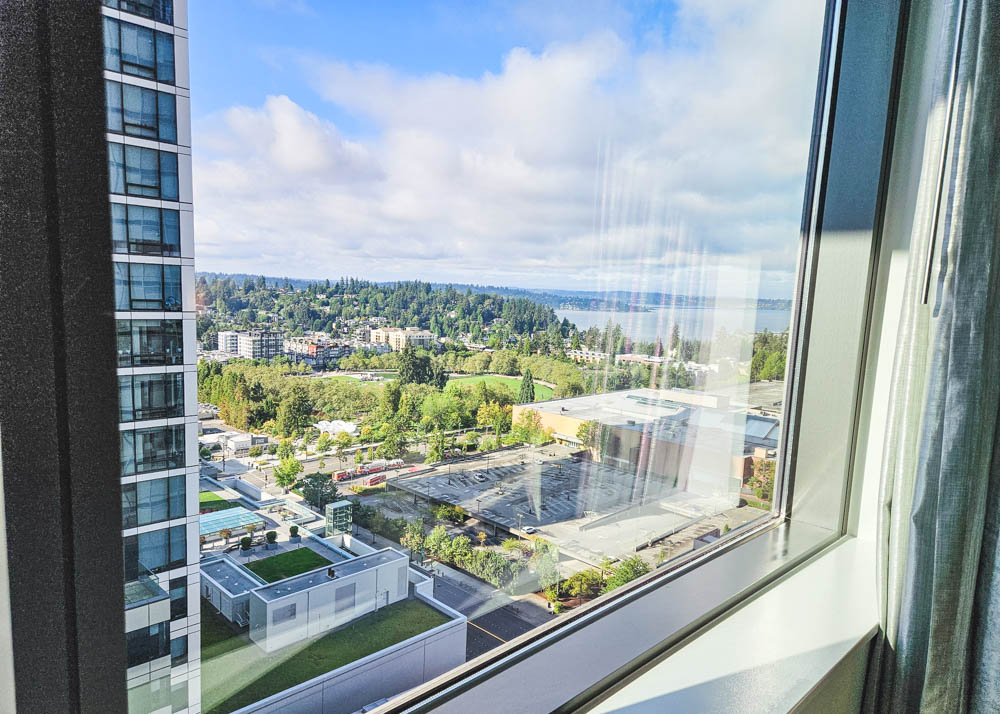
170, 635, 187, 665
105, 80, 122, 132
163, 265, 182, 310
120, 22, 155, 79
137, 477, 169, 525
119, 375, 134, 421
159, 151, 178, 200
125, 145, 160, 196
102, 17, 120, 72
168, 525, 185, 567
120, 430, 135, 477
116, 320, 132, 367
121, 484, 137, 529
113, 261, 130, 310
161, 209, 180, 256
122, 84, 157, 138
110, 203, 128, 253
107, 143, 124, 195
130, 263, 163, 309
155, 32, 175, 84
169, 576, 187, 620
127, 205, 161, 253
158, 92, 177, 143
165, 320, 183, 365
169, 474, 185, 519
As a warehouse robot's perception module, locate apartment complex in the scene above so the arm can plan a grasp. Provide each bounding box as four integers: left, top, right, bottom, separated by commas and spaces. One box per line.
236, 330, 283, 360
216, 329, 240, 353
371, 326, 435, 351
283, 336, 352, 368
103, 1, 201, 712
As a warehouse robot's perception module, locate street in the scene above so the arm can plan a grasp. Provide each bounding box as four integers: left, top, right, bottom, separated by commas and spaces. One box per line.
431, 577, 537, 660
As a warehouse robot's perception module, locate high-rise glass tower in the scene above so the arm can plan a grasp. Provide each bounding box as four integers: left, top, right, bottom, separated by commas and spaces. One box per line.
102, 1, 200, 711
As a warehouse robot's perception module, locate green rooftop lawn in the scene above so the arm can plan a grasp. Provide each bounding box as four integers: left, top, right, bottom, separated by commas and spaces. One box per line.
447, 374, 553, 401
201, 599, 451, 714
199, 491, 239, 512
243, 548, 332, 583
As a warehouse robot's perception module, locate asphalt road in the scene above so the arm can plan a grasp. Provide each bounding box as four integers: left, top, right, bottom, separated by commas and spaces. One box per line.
432, 578, 536, 660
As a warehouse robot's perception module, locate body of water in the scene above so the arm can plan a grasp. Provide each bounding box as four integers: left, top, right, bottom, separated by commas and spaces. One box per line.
556, 307, 792, 344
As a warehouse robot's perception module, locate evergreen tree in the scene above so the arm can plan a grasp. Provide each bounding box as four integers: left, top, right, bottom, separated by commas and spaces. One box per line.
518, 369, 536, 403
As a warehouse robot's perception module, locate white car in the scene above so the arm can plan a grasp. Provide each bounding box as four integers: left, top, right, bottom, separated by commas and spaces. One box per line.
523, 526, 537, 534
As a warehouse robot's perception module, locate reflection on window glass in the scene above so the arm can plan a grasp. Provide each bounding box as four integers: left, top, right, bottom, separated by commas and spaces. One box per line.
183, 2, 828, 712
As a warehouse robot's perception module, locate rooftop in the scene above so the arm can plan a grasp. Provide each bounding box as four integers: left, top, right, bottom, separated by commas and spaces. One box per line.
202, 556, 267, 597
200, 506, 267, 537
252, 548, 407, 602
526, 388, 726, 424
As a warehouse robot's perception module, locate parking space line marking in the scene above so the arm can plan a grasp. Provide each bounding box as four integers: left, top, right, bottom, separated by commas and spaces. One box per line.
468, 620, 506, 643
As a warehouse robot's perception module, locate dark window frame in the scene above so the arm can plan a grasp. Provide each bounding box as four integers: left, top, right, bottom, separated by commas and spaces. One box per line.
120, 424, 186, 476
103, 16, 175, 84
111, 202, 182, 257
116, 318, 185, 367
114, 260, 183, 311
107, 142, 179, 200
104, 0, 175, 25
105, 79, 177, 143
120, 474, 185, 529
118, 371, 184, 422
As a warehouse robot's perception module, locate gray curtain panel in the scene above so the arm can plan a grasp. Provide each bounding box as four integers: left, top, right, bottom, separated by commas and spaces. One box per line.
873, 1, 1000, 711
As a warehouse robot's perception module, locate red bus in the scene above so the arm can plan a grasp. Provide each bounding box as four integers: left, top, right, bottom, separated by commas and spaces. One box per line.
363, 473, 387, 487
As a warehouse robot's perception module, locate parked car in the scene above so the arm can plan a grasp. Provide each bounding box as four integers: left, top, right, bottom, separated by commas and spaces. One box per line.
523, 526, 537, 534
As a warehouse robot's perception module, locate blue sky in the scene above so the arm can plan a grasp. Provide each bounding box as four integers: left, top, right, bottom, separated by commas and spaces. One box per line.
188, 1, 824, 299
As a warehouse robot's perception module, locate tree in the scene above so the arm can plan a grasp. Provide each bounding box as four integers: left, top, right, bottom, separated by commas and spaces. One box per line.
576, 420, 601, 451
273, 455, 303, 492
476, 531, 487, 546
316, 432, 333, 453
424, 525, 450, 560
219, 528, 232, 545
601, 555, 650, 594
335, 431, 353, 464
276, 438, 294, 460
354, 449, 364, 466
518, 369, 536, 403
429, 362, 448, 390
375, 422, 407, 460
751, 458, 776, 501
199, 446, 212, 460
564, 568, 603, 605
400, 519, 425, 558
248, 445, 263, 458
398, 344, 431, 385
462, 431, 480, 453
450, 535, 473, 566
477, 401, 512, 436
275, 384, 313, 437
670, 323, 681, 352
245, 522, 259, 539
299, 471, 338, 510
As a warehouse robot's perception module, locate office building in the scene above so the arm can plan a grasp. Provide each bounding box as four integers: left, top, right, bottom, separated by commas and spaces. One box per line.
102, 0, 201, 711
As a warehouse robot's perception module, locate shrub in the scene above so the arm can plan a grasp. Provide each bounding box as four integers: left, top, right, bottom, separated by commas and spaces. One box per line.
248, 445, 263, 458
267, 443, 278, 455
265, 530, 277, 544
240, 536, 252, 550
552, 602, 563, 614
289, 525, 299, 537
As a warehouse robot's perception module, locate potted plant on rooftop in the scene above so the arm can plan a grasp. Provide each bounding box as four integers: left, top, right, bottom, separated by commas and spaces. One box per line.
220, 528, 232, 545
240, 536, 252, 556
289, 525, 301, 543
265, 530, 278, 550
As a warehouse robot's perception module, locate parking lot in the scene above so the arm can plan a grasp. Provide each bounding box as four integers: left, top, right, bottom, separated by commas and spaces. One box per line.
390, 444, 740, 565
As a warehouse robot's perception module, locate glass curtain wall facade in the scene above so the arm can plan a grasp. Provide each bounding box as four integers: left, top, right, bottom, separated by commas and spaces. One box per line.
102, 1, 200, 712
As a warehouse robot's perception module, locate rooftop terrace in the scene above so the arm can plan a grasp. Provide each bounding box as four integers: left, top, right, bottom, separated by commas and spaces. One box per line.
253, 548, 407, 602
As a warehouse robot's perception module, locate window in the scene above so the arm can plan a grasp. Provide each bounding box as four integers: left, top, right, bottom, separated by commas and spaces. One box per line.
168, 577, 187, 620
103, 17, 174, 84
108, 143, 178, 199
120, 424, 185, 476
170, 635, 187, 665
123, 525, 186, 578
116, 319, 184, 367
126, 623, 169, 668
105, 80, 177, 143
121, 475, 185, 528
119, 372, 184, 421
114, 262, 182, 311
272, 604, 296, 625
104, 0, 174, 25
111, 203, 181, 256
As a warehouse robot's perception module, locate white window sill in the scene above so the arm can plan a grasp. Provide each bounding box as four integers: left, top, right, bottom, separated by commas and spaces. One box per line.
587, 537, 878, 713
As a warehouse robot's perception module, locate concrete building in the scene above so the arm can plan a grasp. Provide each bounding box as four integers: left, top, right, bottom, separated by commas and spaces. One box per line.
567, 349, 610, 364
103, 1, 202, 710
372, 327, 435, 351
217, 329, 240, 353
512, 388, 779, 500
237, 330, 284, 360
284, 336, 354, 368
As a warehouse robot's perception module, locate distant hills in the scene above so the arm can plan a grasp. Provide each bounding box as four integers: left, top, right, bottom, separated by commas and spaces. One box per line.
195, 272, 792, 312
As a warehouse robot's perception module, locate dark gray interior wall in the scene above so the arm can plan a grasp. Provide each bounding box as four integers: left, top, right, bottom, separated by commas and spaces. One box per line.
0, 1, 127, 711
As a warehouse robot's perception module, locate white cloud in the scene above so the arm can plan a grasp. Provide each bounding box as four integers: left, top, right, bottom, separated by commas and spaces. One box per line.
192, 0, 825, 296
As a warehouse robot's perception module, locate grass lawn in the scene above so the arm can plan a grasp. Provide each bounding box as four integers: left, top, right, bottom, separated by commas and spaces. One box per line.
201, 599, 451, 714
447, 374, 553, 401
244, 549, 333, 583
199, 491, 239, 512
